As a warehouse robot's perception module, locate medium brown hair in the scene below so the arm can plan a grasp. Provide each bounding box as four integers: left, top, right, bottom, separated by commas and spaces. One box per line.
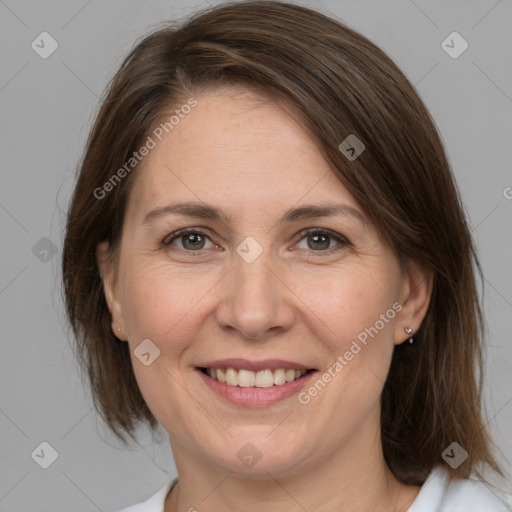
62, 0, 504, 485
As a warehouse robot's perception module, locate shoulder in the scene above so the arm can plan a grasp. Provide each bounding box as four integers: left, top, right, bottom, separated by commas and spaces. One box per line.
111, 478, 178, 512
408, 466, 512, 512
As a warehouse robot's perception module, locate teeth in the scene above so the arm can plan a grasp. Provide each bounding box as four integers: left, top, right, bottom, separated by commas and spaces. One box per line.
255, 369, 274, 388
273, 368, 286, 385
217, 368, 226, 383
204, 367, 309, 387
286, 369, 296, 382
238, 369, 256, 387
225, 368, 238, 386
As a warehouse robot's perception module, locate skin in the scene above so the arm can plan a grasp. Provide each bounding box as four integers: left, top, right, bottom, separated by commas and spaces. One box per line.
97, 86, 433, 511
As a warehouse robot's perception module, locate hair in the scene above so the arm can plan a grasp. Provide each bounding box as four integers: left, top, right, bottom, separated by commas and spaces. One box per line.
61, 0, 504, 486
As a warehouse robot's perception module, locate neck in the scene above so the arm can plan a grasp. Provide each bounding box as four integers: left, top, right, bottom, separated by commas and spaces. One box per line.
164, 421, 421, 512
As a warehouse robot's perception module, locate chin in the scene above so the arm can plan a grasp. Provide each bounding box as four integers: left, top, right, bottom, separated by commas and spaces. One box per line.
205, 431, 313, 478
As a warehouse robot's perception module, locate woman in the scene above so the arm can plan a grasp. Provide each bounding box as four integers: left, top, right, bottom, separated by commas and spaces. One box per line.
61, 1, 511, 510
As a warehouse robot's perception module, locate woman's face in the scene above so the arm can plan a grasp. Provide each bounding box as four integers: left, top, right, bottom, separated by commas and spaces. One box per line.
98, 86, 428, 477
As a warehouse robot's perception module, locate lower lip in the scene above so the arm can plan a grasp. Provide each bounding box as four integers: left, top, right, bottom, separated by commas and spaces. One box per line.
196, 369, 318, 406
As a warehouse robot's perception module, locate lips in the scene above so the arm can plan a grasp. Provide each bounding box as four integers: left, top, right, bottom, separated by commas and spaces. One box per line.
195, 358, 318, 406
197, 358, 314, 372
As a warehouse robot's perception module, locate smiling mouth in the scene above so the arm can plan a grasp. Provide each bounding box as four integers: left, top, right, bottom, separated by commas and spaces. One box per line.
198, 367, 316, 388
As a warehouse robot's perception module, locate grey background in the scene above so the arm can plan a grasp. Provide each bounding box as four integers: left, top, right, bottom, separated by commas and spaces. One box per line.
0, 0, 511, 510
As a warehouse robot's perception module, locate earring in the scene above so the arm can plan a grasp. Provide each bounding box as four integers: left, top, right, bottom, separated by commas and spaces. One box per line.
404, 327, 414, 344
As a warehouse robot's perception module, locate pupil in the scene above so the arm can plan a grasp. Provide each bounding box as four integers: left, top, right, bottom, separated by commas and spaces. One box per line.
184, 233, 204, 249
309, 234, 329, 250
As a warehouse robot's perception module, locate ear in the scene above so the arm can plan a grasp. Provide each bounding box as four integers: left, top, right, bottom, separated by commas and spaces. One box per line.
96, 240, 127, 341
394, 259, 433, 345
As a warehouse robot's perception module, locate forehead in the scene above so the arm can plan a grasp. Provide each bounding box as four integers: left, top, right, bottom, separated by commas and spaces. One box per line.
126, 87, 360, 222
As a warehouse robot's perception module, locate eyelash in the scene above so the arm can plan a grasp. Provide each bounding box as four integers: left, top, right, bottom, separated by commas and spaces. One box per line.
161, 227, 350, 256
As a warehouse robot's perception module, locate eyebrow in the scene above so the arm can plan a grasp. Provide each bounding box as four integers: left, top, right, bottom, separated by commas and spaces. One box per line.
142, 201, 367, 227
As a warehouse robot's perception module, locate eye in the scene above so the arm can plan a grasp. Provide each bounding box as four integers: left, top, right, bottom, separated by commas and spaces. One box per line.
162, 227, 349, 256
163, 228, 217, 251
294, 228, 349, 255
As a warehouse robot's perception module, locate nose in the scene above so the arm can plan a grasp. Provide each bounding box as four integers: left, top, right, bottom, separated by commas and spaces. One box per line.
214, 244, 295, 340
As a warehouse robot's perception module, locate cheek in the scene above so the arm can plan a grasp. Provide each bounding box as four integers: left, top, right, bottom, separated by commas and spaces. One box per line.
294, 263, 399, 351
119, 266, 202, 429
120, 254, 400, 357
301, 267, 400, 415
121, 262, 214, 347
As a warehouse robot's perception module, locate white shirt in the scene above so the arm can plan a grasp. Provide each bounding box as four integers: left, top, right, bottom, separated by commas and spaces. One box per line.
114, 467, 512, 511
